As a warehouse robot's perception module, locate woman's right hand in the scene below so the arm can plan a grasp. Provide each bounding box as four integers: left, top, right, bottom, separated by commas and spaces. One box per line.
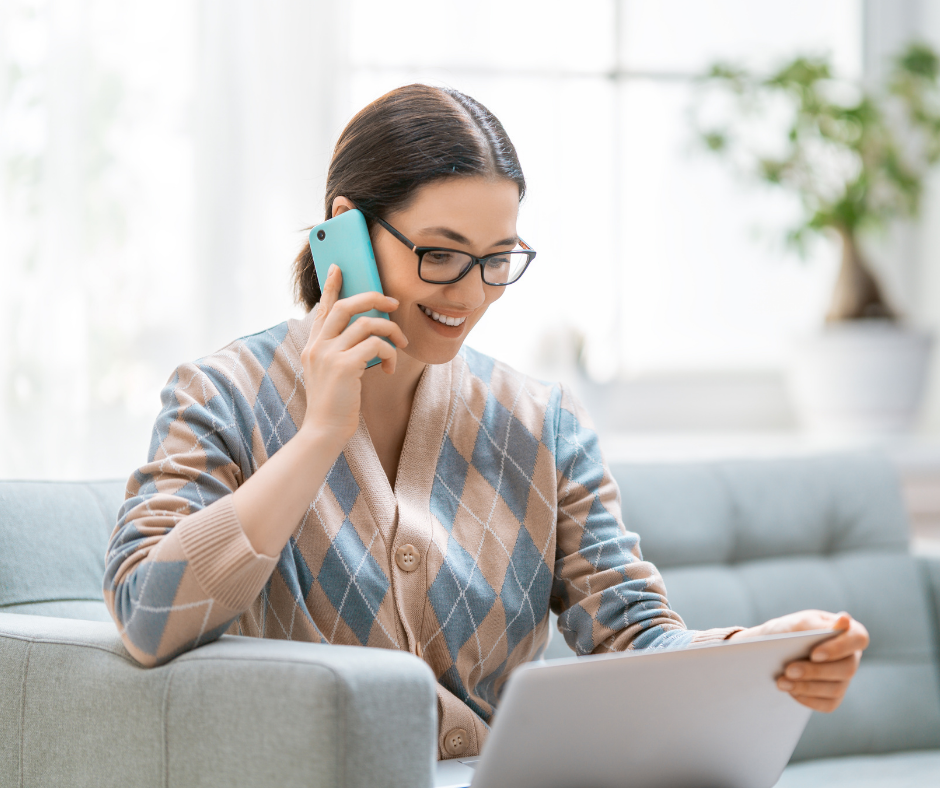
299, 264, 408, 448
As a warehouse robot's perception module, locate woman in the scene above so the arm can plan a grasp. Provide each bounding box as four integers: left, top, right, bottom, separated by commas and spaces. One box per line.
104, 84, 868, 760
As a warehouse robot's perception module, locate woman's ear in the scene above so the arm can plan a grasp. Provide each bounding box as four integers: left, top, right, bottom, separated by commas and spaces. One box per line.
331, 196, 356, 218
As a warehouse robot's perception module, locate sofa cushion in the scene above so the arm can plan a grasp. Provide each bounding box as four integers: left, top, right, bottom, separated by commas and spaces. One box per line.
614, 452, 909, 568
776, 750, 940, 787
608, 453, 940, 762
0, 480, 125, 621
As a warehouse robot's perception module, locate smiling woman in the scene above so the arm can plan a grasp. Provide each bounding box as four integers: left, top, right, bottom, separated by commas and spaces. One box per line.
102, 83, 869, 763
338, 178, 522, 365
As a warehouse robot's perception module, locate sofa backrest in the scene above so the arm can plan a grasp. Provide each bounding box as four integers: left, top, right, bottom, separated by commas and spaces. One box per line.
0, 480, 125, 622
610, 451, 940, 761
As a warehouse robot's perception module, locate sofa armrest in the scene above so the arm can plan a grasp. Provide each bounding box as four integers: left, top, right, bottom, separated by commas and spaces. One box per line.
0, 612, 437, 788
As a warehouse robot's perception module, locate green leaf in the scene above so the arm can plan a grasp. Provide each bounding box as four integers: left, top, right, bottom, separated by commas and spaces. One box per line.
702, 131, 727, 151
896, 42, 940, 81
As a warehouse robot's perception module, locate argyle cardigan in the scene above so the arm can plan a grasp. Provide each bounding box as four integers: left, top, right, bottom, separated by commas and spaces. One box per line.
103, 309, 741, 759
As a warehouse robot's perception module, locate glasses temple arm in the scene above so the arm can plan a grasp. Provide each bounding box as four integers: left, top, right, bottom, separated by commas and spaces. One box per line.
352, 203, 418, 253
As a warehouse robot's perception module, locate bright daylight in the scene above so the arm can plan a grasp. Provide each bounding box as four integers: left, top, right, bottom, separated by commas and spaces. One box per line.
1, 2, 939, 787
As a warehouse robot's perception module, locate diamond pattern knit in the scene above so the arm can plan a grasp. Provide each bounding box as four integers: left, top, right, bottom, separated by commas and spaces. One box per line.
103, 310, 740, 759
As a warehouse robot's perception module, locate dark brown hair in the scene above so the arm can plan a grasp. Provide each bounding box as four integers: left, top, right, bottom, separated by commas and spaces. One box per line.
292, 84, 526, 309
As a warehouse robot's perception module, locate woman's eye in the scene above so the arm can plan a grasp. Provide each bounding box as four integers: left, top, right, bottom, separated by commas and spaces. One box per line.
425, 251, 456, 264
486, 255, 510, 267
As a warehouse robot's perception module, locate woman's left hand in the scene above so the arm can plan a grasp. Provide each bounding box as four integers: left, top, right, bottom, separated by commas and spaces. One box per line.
728, 610, 869, 712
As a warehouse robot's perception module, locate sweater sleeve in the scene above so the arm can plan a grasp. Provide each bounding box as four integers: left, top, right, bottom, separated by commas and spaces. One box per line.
103, 362, 279, 667
550, 385, 742, 654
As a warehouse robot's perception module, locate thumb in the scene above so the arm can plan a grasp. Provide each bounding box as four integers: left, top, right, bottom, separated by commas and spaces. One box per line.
832, 611, 851, 633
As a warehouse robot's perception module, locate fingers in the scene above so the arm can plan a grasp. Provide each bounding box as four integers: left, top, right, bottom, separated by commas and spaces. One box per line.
356, 335, 399, 374
334, 314, 408, 353
778, 651, 861, 712
810, 614, 869, 663
313, 265, 344, 326
778, 654, 857, 689
312, 264, 398, 328
782, 655, 858, 683
791, 694, 844, 714
305, 265, 405, 375
322, 291, 400, 339
779, 678, 846, 699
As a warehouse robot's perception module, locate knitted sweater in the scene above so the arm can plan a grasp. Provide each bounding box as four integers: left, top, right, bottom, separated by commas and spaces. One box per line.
104, 309, 741, 759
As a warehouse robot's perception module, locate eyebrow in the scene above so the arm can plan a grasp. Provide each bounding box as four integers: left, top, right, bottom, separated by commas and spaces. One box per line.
418, 226, 519, 249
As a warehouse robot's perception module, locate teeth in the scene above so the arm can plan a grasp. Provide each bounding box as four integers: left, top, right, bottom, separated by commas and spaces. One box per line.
421, 306, 466, 327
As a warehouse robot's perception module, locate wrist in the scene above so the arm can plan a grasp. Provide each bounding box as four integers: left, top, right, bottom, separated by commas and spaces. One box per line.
295, 421, 350, 459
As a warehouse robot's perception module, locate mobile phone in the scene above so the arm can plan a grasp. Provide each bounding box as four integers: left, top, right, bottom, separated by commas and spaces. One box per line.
308, 209, 391, 368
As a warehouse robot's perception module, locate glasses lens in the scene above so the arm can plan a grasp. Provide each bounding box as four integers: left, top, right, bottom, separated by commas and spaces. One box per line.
481, 251, 531, 285
419, 249, 533, 284
419, 250, 475, 283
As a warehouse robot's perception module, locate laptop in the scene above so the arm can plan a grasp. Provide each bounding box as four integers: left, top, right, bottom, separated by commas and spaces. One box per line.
434, 628, 836, 788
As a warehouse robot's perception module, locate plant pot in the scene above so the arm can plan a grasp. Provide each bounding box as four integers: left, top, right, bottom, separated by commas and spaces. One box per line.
788, 321, 934, 436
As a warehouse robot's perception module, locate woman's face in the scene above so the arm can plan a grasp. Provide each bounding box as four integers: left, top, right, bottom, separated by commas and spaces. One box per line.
366, 176, 521, 367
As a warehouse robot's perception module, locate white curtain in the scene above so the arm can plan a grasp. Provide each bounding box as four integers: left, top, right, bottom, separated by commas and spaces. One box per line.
0, 0, 348, 479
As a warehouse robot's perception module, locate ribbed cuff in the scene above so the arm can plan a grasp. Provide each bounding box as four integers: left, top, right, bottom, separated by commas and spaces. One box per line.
176, 495, 280, 610
690, 626, 747, 644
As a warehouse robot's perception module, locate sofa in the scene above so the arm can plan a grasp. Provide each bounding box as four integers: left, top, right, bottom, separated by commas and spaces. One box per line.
0, 480, 438, 788
2, 451, 940, 787
543, 450, 940, 786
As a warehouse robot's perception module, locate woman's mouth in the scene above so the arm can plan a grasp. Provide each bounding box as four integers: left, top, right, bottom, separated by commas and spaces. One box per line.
419, 305, 468, 327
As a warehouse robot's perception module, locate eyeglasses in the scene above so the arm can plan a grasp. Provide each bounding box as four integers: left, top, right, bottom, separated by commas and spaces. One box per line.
355, 206, 536, 286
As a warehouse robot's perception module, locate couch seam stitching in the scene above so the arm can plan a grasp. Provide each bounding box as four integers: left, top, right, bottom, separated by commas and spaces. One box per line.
338, 667, 347, 788
18, 640, 31, 788
0, 597, 108, 608
0, 632, 136, 664
162, 664, 175, 788
0, 478, 125, 486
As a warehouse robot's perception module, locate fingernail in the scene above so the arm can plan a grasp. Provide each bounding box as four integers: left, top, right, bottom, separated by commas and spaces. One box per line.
786, 665, 803, 679
811, 650, 827, 662
778, 680, 794, 691
328, 264, 338, 276
387, 297, 399, 305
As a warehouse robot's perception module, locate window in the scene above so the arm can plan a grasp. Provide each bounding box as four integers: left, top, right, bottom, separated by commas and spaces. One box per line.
0, 0, 871, 477
348, 0, 862, 379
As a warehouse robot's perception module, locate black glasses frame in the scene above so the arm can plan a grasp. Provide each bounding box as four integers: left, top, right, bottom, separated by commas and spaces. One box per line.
353, 204, 536, 286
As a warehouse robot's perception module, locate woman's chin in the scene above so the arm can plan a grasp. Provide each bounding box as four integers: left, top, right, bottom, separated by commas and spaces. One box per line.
401, 339, 467, 367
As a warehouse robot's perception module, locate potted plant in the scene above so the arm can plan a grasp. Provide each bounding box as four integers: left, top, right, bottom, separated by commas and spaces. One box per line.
693, 42, 940, 435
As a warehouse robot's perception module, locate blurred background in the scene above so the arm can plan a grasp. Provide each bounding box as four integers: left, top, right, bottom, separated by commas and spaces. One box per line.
3, 0, 940, 483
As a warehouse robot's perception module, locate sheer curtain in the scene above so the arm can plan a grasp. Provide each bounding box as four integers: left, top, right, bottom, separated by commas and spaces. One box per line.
0, 0, 347, 479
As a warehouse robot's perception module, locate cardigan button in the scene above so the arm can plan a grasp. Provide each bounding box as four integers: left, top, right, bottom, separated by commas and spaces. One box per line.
395, 544, 420, 572
444, 727, 469, 756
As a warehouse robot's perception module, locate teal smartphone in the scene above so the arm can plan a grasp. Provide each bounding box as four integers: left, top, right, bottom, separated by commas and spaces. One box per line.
308, 209, 391, 368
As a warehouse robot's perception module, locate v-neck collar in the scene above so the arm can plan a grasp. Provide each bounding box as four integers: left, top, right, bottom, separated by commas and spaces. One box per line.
288, 306, 455, 538
345, 359, 452, 509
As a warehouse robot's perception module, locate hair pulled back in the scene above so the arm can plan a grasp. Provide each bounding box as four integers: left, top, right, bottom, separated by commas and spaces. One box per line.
292, 84, 526, 309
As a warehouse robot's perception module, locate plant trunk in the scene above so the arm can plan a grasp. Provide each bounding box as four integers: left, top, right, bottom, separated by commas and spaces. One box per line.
825, 228, 896, 322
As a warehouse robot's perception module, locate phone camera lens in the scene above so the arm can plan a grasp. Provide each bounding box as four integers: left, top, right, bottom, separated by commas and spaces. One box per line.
317, 230, 326, 241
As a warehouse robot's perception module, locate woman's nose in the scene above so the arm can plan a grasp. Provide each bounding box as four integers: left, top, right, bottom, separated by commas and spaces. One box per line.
443, 266, 487, 309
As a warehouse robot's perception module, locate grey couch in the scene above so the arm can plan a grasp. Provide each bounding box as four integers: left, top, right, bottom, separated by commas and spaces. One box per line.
2, 452, 940, 786
543, 451, 940, 786
0, 480, 438, 788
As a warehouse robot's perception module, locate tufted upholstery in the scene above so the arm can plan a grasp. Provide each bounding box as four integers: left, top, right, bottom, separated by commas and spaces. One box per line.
0, 478, 438, 788
601, 451, 940, 768
0, 479, 125, 621
4, 455, 940, 786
